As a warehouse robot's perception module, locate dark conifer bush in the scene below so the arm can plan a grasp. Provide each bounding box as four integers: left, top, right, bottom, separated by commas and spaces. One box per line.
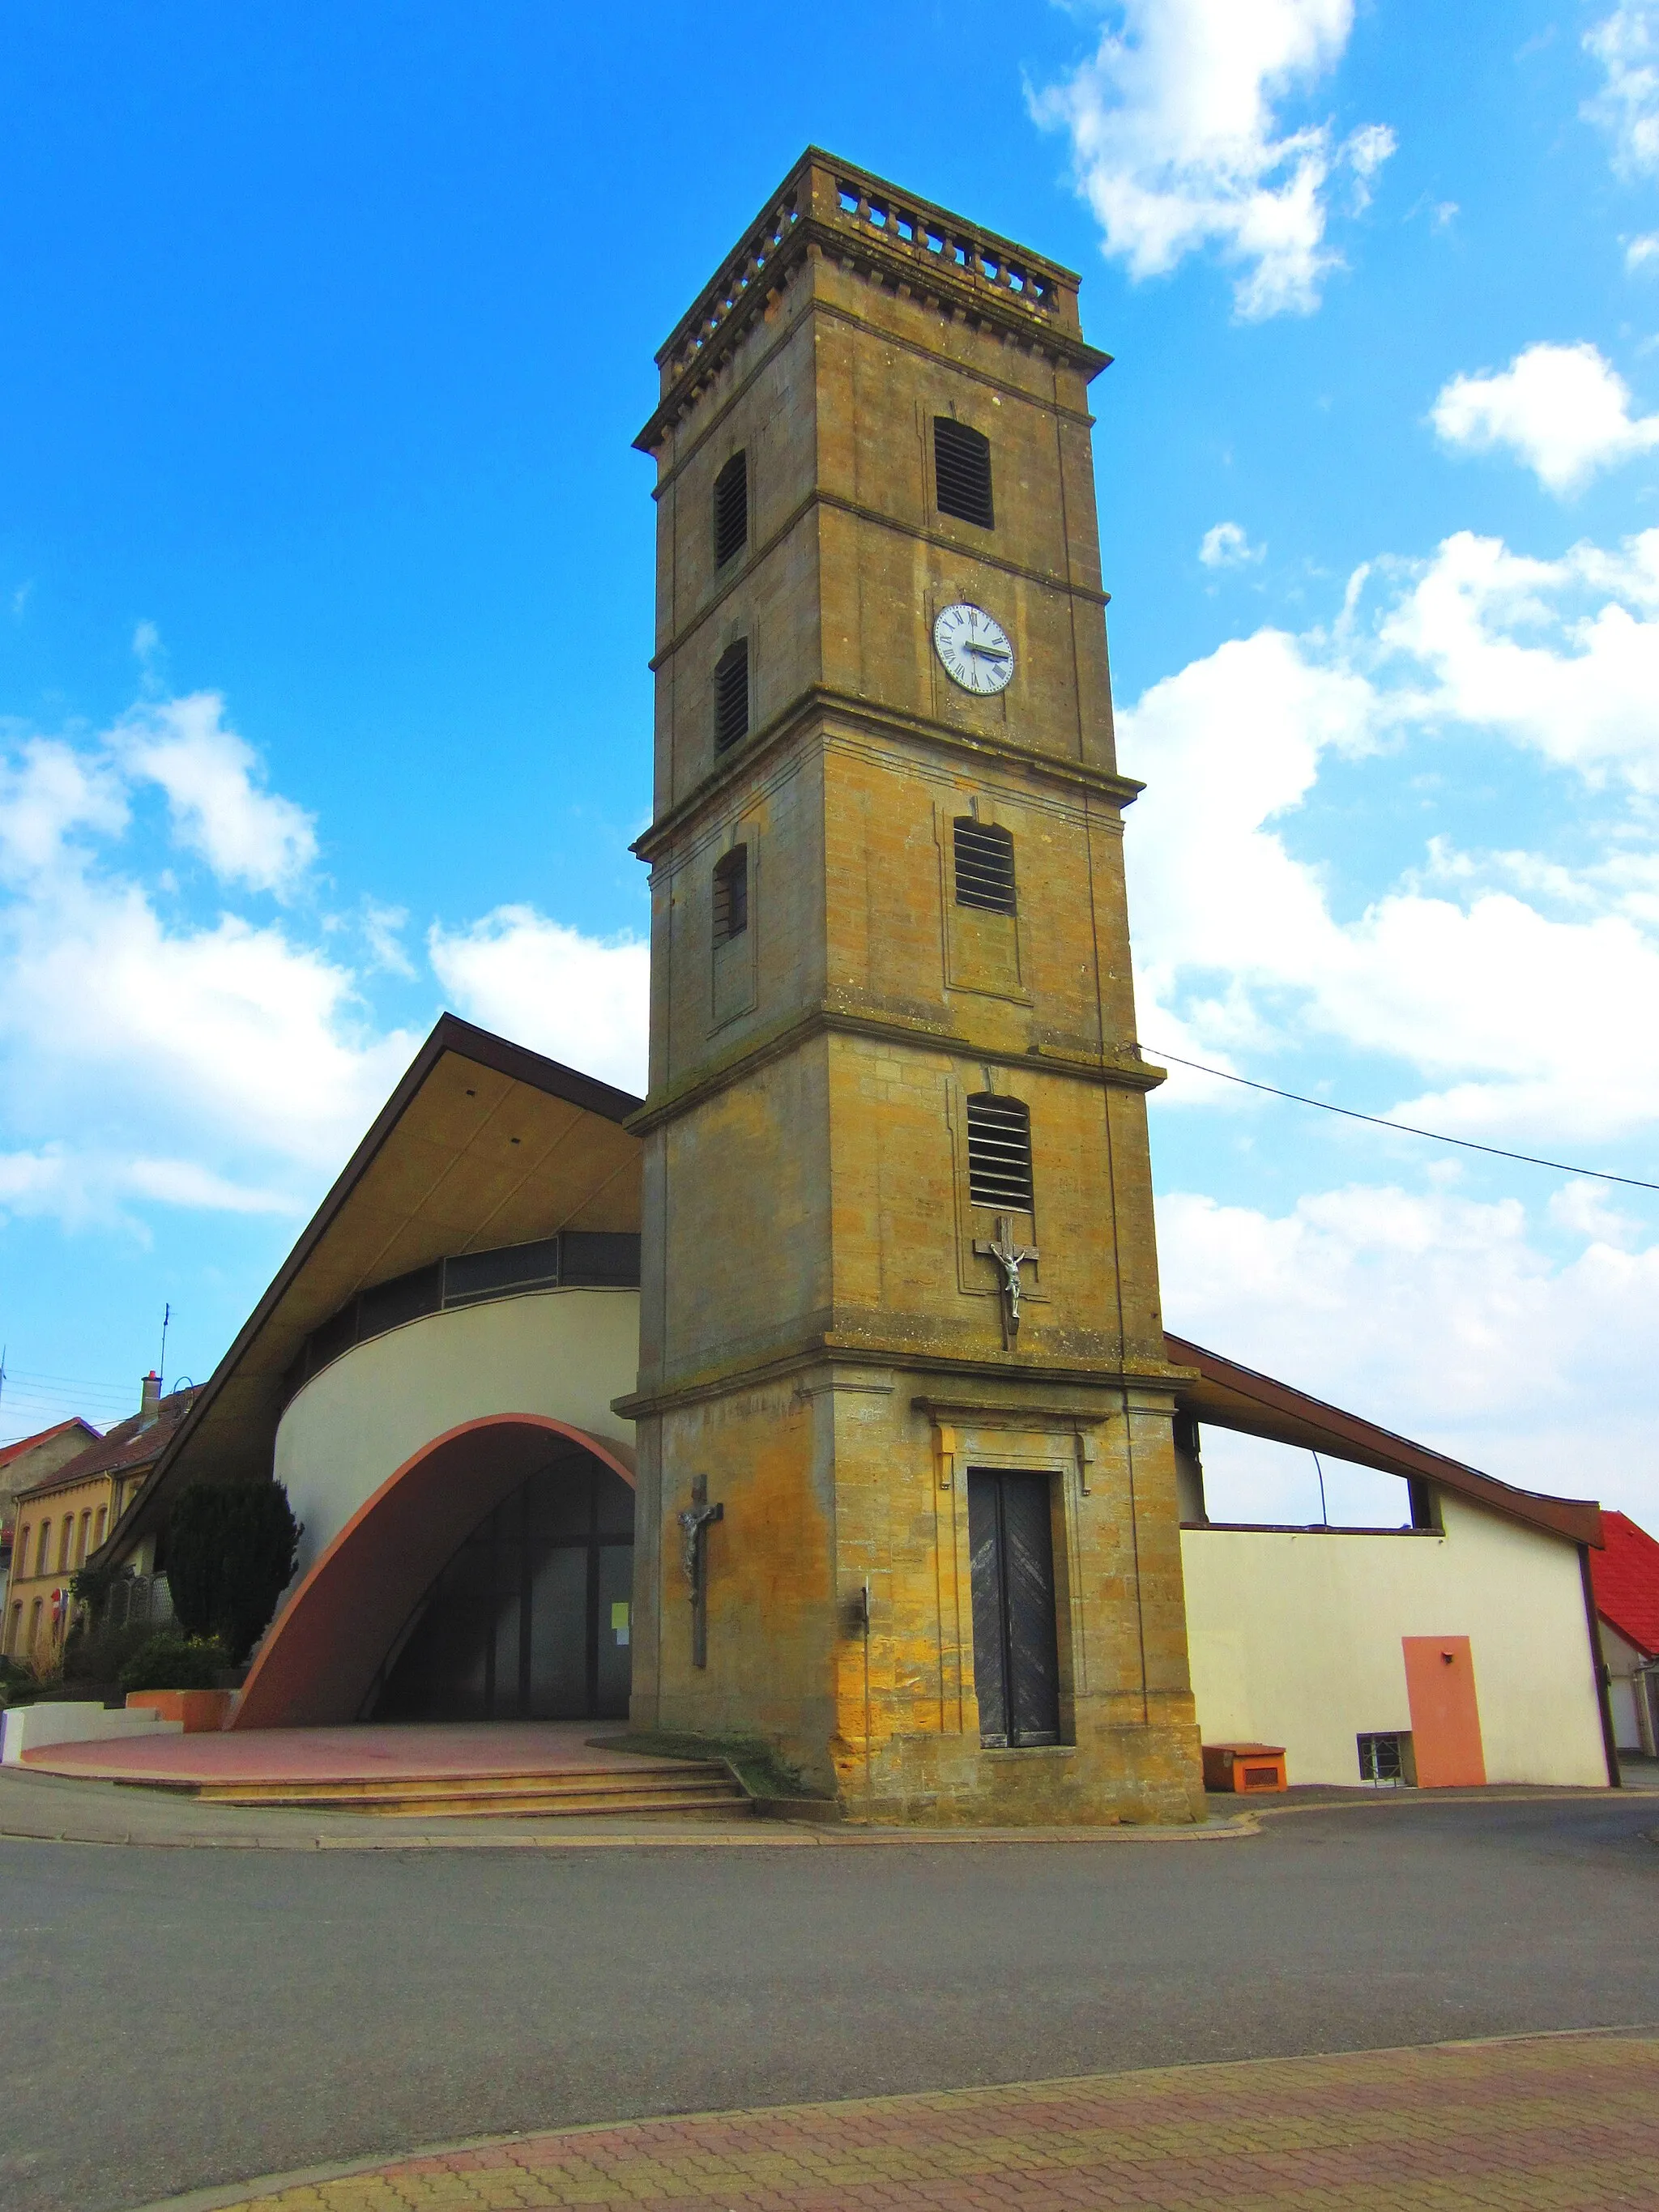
165, 1483, 301, 1663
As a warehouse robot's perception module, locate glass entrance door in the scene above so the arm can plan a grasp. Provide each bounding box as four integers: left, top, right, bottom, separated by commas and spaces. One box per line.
371, 1452, 634, 1722
967, 1467, 1061, 1748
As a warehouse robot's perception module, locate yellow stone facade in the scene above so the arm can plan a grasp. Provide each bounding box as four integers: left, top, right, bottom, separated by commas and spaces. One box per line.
6, 1468, 121, 1663
619, 151, 1205, 1824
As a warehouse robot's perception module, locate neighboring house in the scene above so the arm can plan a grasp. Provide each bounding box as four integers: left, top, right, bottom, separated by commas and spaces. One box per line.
0, 1418, 103, 1626
4, 1376, 195, 1665
1590, 1511, 1659, 1758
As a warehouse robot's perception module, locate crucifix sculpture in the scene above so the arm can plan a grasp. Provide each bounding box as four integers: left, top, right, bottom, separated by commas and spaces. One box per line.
974, 1215, 1039, 1348
677, 1473, 724, 1669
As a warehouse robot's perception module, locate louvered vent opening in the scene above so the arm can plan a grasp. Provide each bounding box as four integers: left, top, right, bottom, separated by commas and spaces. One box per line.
713, 846, 749, 946
953, 817, 1017, 914
966, 1093, 1033, 1212
934, 416, 994, 529
713, 638, 749, 752
713, 450, 748, 567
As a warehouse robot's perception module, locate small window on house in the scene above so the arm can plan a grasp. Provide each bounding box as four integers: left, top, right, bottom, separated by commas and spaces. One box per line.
934, 416, 994, 529
77, 1511, 91, 1566
94, 1507, 107, 1548
57, 1520, 71, 1573
36, 1520, 51, 1576
713, 450, 748, 567
6, 1601, 19, 1655
714, 638, 750, 752
713, 846, 749, 947
953, 817, 1017, 914
966, 1093, 1033, 1212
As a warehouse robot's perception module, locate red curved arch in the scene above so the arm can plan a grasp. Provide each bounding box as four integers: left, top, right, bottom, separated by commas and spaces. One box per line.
232, 1415, 636, 1731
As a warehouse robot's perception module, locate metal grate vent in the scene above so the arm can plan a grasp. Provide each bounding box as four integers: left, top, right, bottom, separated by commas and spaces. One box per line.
934, 416, 994, 530
953, 816, 1017, 914
713, 846, 748, 946
713, 450, 748, 567
713, 638, 749, 752
966, 1093, 1033, 1212
1357, 1731, 1407, 1785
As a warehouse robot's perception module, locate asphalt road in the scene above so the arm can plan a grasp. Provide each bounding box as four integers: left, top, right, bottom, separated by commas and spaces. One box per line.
2, 1796, 1657, 2212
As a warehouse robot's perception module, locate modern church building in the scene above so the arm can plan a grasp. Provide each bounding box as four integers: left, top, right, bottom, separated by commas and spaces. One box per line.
101, 152, 1619, 1818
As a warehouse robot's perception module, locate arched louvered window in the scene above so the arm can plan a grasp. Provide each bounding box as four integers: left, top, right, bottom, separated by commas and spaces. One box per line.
934, 416, 994, 530
966, 1093, 1033, 1212
714, 450, 748, 567
36, 1520, 51, 1575
953, 817, 1016, 914
714, 638, 749, 752
713, 846, 748, 946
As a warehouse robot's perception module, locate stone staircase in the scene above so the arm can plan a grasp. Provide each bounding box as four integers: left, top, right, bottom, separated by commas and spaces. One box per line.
177, 1758, 753, 1822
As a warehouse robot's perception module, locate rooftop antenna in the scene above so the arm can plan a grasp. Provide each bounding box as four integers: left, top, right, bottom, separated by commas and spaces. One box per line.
157, 1303, 172, 1389
1311, 1450, 1329, 1528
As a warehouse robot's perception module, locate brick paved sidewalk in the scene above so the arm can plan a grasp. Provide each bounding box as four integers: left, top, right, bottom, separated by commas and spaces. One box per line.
194, 2030, 1657, 2212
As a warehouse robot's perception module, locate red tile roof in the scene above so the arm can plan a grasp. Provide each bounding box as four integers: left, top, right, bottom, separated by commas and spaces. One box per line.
1590, 1511, 1659, 1662
0, 1417, 101, 1469
13, 1391, 199, 1502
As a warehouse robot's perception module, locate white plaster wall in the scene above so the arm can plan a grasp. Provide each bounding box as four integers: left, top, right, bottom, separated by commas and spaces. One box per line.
1181, 1494, 1607, 1788
273, 1289, 641, 1583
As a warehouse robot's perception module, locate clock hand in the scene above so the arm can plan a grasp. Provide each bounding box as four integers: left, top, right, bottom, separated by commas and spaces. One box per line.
964, 641, 1011, 662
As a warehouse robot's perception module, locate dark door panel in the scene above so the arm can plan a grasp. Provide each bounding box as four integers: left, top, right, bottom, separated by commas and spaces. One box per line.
967, 1468, 1061, 1749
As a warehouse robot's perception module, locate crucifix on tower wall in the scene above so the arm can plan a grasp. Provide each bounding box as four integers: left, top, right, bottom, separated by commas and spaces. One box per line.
974, 1215, 1039, 1348
677, 1473, 723, 1669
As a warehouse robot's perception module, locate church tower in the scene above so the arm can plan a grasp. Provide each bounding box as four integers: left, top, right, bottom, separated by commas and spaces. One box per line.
620, 151, 1205, 1824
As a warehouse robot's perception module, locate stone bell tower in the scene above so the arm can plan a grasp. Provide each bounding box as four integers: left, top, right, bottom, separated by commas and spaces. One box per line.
619, 150, 1204, 1824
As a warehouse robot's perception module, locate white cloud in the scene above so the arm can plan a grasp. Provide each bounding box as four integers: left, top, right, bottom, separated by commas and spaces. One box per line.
1121, 527, 1659, 1149
1584, 3, 1659, 179
1626, 231, 1659, 271
1431, 342, 1659, 493
113, 693, 318, 894
0, 1146, 296, 1230
1199, 520, 1265, 568
1158, 1179, 1659, 1525
0, 699, 420, 1231
429, 906, 649, 1094
1379, 527, 1659, 788
1031, 0, 1394, 318
0, 738, 128, 880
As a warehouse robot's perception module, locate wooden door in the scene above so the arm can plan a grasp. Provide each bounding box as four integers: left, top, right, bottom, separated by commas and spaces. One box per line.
967, 1468, 1061, 1748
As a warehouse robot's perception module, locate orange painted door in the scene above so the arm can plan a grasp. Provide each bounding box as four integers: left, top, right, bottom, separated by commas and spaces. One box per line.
1402, 1635, 1486, 1787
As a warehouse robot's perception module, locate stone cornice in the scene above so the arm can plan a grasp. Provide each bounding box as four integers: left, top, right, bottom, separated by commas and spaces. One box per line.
625, 999, 1162, 1140
632, 688, 1142, 866
637, 149, 1109, 452
646, 293, 1098, 501
613, 1342, 1183, 1425
648, 488, 1109, 676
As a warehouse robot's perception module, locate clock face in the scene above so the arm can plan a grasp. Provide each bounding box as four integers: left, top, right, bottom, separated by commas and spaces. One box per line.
933, 603, 1015, 696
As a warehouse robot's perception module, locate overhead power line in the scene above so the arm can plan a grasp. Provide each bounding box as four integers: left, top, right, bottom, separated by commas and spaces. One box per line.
1145, 1046, 1659, 1196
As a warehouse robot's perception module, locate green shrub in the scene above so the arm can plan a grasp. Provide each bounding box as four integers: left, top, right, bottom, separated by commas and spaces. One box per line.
118, 1633, 225, 1693
61, 1614, 156, 1688
165, 1481, 301, 1663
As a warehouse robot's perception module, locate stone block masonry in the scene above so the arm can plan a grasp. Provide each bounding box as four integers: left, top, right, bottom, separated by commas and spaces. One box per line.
620, 149, 1205, 1826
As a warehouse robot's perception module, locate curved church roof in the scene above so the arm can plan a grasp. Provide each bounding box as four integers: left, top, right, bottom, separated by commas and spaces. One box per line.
104, 1014, 642, 1565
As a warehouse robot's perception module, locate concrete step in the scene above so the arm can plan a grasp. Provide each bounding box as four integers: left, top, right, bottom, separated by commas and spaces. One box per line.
190, 1762, 753, 1820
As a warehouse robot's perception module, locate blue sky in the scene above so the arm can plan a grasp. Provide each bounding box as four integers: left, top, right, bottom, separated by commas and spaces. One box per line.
3, 2, 1657, 1527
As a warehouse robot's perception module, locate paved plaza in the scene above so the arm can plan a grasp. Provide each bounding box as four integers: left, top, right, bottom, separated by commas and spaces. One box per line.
211, 2031, 1659, 2212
